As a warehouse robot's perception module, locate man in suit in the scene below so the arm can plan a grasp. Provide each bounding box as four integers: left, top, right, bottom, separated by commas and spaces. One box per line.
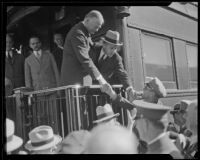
5, 33, 25, 95
5, 33, 25, 126
51, 33, 64, 74
60, 10, 108, 87
132, 100, 183, 158
24, 35, 60, 133
90, 30, 137, 102
25, 35, 59, 91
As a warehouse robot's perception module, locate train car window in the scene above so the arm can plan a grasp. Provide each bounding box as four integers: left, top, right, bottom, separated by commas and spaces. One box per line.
141, 32, 177, 89
186, 44, 197, 89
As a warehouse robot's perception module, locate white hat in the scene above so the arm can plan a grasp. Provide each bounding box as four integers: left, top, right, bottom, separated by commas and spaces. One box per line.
25, 125, 62, 151
6, 118, 23, 153
93, 104, 120, 123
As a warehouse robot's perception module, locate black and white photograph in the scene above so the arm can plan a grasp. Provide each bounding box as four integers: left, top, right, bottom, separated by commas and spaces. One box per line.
3, 2, 198, 158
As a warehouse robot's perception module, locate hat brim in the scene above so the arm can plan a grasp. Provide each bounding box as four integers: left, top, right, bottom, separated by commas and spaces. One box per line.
6, 135, 23, 153
25, 135, 62, 151
93, 113, 120, 123
101, 37, 123, 46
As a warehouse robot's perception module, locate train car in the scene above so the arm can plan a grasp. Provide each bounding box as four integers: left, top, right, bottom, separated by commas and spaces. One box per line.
5, 3, 197, 141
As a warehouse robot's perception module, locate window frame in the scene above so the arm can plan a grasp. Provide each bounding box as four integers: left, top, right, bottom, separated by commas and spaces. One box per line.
140, 31, 178, 89
185, 42, 198, 89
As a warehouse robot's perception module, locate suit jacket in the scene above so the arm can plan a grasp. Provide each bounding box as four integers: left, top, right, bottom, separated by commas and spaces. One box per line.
51, 45, 63, 74
24, 50, 59, 91
89, 45, 131, 89
60, 22, 101, 86
147, 133, 183, 158
5, 50, 25, 94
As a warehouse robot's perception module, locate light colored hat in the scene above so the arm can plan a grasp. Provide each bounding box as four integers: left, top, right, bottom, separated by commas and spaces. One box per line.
101, 30, 123, 46
170, 100, 192, 114
25, 125, 62, 151
133, 100, 171, 120
145, 77, 167, 98
61, 130, 91, 154
6, 118, 23, 153
93, 104, 120, 123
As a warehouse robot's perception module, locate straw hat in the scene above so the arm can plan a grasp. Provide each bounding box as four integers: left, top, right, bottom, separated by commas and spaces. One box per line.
6, 118, 23, 153
93, 104, 120, 123
25, 125, 62, 151
101, 30, 123, 46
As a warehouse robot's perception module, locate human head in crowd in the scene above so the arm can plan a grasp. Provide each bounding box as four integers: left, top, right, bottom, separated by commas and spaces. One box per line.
185, 100, 197, 136
101, 30, 123, 58
29, 35, 42, 52
25, 125, 62, 154
6, 118, 23, 154
83, 10, 104, 34
53, 33, 64, 48
84, 124, 138, 154
143, 77, 167, 103
133, 100, 170, 143
6, 33, 14, 52
59, 130, 91, 154
170, 100, 191, 127
93, 104, 120, 127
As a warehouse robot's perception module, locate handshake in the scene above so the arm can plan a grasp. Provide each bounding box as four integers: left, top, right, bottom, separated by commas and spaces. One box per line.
100, 83, 117, 100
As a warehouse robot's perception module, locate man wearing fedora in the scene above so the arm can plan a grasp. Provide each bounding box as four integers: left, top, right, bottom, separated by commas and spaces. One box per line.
132, 100, 183, 158
25, 125, 62, 154
89, 30, 137, 103
6, 118, 23, 154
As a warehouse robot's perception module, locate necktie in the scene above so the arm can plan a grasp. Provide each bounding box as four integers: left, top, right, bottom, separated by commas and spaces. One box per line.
36, 51, 41, 59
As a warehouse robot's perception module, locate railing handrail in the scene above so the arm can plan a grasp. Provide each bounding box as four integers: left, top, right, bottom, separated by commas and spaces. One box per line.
19, 85, 124, 96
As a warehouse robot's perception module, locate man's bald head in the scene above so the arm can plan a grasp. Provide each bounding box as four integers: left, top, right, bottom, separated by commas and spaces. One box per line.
83, 10, 104, 34
84, 124, 138, 154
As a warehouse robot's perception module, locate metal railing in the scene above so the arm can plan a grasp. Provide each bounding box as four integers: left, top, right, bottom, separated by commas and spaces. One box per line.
5, 85, 129, 143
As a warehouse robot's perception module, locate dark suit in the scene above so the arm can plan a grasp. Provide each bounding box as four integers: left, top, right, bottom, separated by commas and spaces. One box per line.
147, 133, 183, 158
5, 50, 25, 91
51, 45, 63, 74
89, 45, 131, 89
25, 50, 59, 91
60, 22, 101, 86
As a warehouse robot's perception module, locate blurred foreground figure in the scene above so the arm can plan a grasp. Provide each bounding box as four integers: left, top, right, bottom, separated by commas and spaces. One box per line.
60, 130, 91, 154
84, 125, 138, 154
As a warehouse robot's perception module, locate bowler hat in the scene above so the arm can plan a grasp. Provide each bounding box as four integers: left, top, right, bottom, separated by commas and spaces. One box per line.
132, 100, 171, 120
6, 118, 23, 153
145, 77, 167, 98
25, 125, 62, 151
101, 30, 123, 46
93, 104, 120, 123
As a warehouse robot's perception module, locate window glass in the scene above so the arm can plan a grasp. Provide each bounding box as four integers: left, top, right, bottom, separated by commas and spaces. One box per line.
141, 33, 176, 89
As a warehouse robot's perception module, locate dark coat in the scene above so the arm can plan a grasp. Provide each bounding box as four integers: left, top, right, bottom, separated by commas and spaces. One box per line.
5, 51, 25, 92
24, 50, 59, 91
60, 22, 101, 86
147, 133, 183, 158
89, 45, 131, 90
51, 45, 63, 74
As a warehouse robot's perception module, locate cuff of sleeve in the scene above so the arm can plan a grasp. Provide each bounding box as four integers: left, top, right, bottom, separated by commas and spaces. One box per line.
96, 75, 107, 85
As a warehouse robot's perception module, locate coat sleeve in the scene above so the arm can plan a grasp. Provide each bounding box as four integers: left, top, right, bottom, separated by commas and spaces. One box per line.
70, 30, 101, 80
112, 94, 136, 110
24, 59, 32, 89
49, 52, 60, 87
114, 54, 132, 89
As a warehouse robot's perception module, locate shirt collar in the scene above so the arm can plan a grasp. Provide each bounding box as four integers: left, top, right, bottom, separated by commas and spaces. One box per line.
6, 50, 13, 58
33, 49, 42, 56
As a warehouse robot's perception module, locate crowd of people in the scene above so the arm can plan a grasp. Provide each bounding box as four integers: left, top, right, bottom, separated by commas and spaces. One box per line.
5, 9, 197, 157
